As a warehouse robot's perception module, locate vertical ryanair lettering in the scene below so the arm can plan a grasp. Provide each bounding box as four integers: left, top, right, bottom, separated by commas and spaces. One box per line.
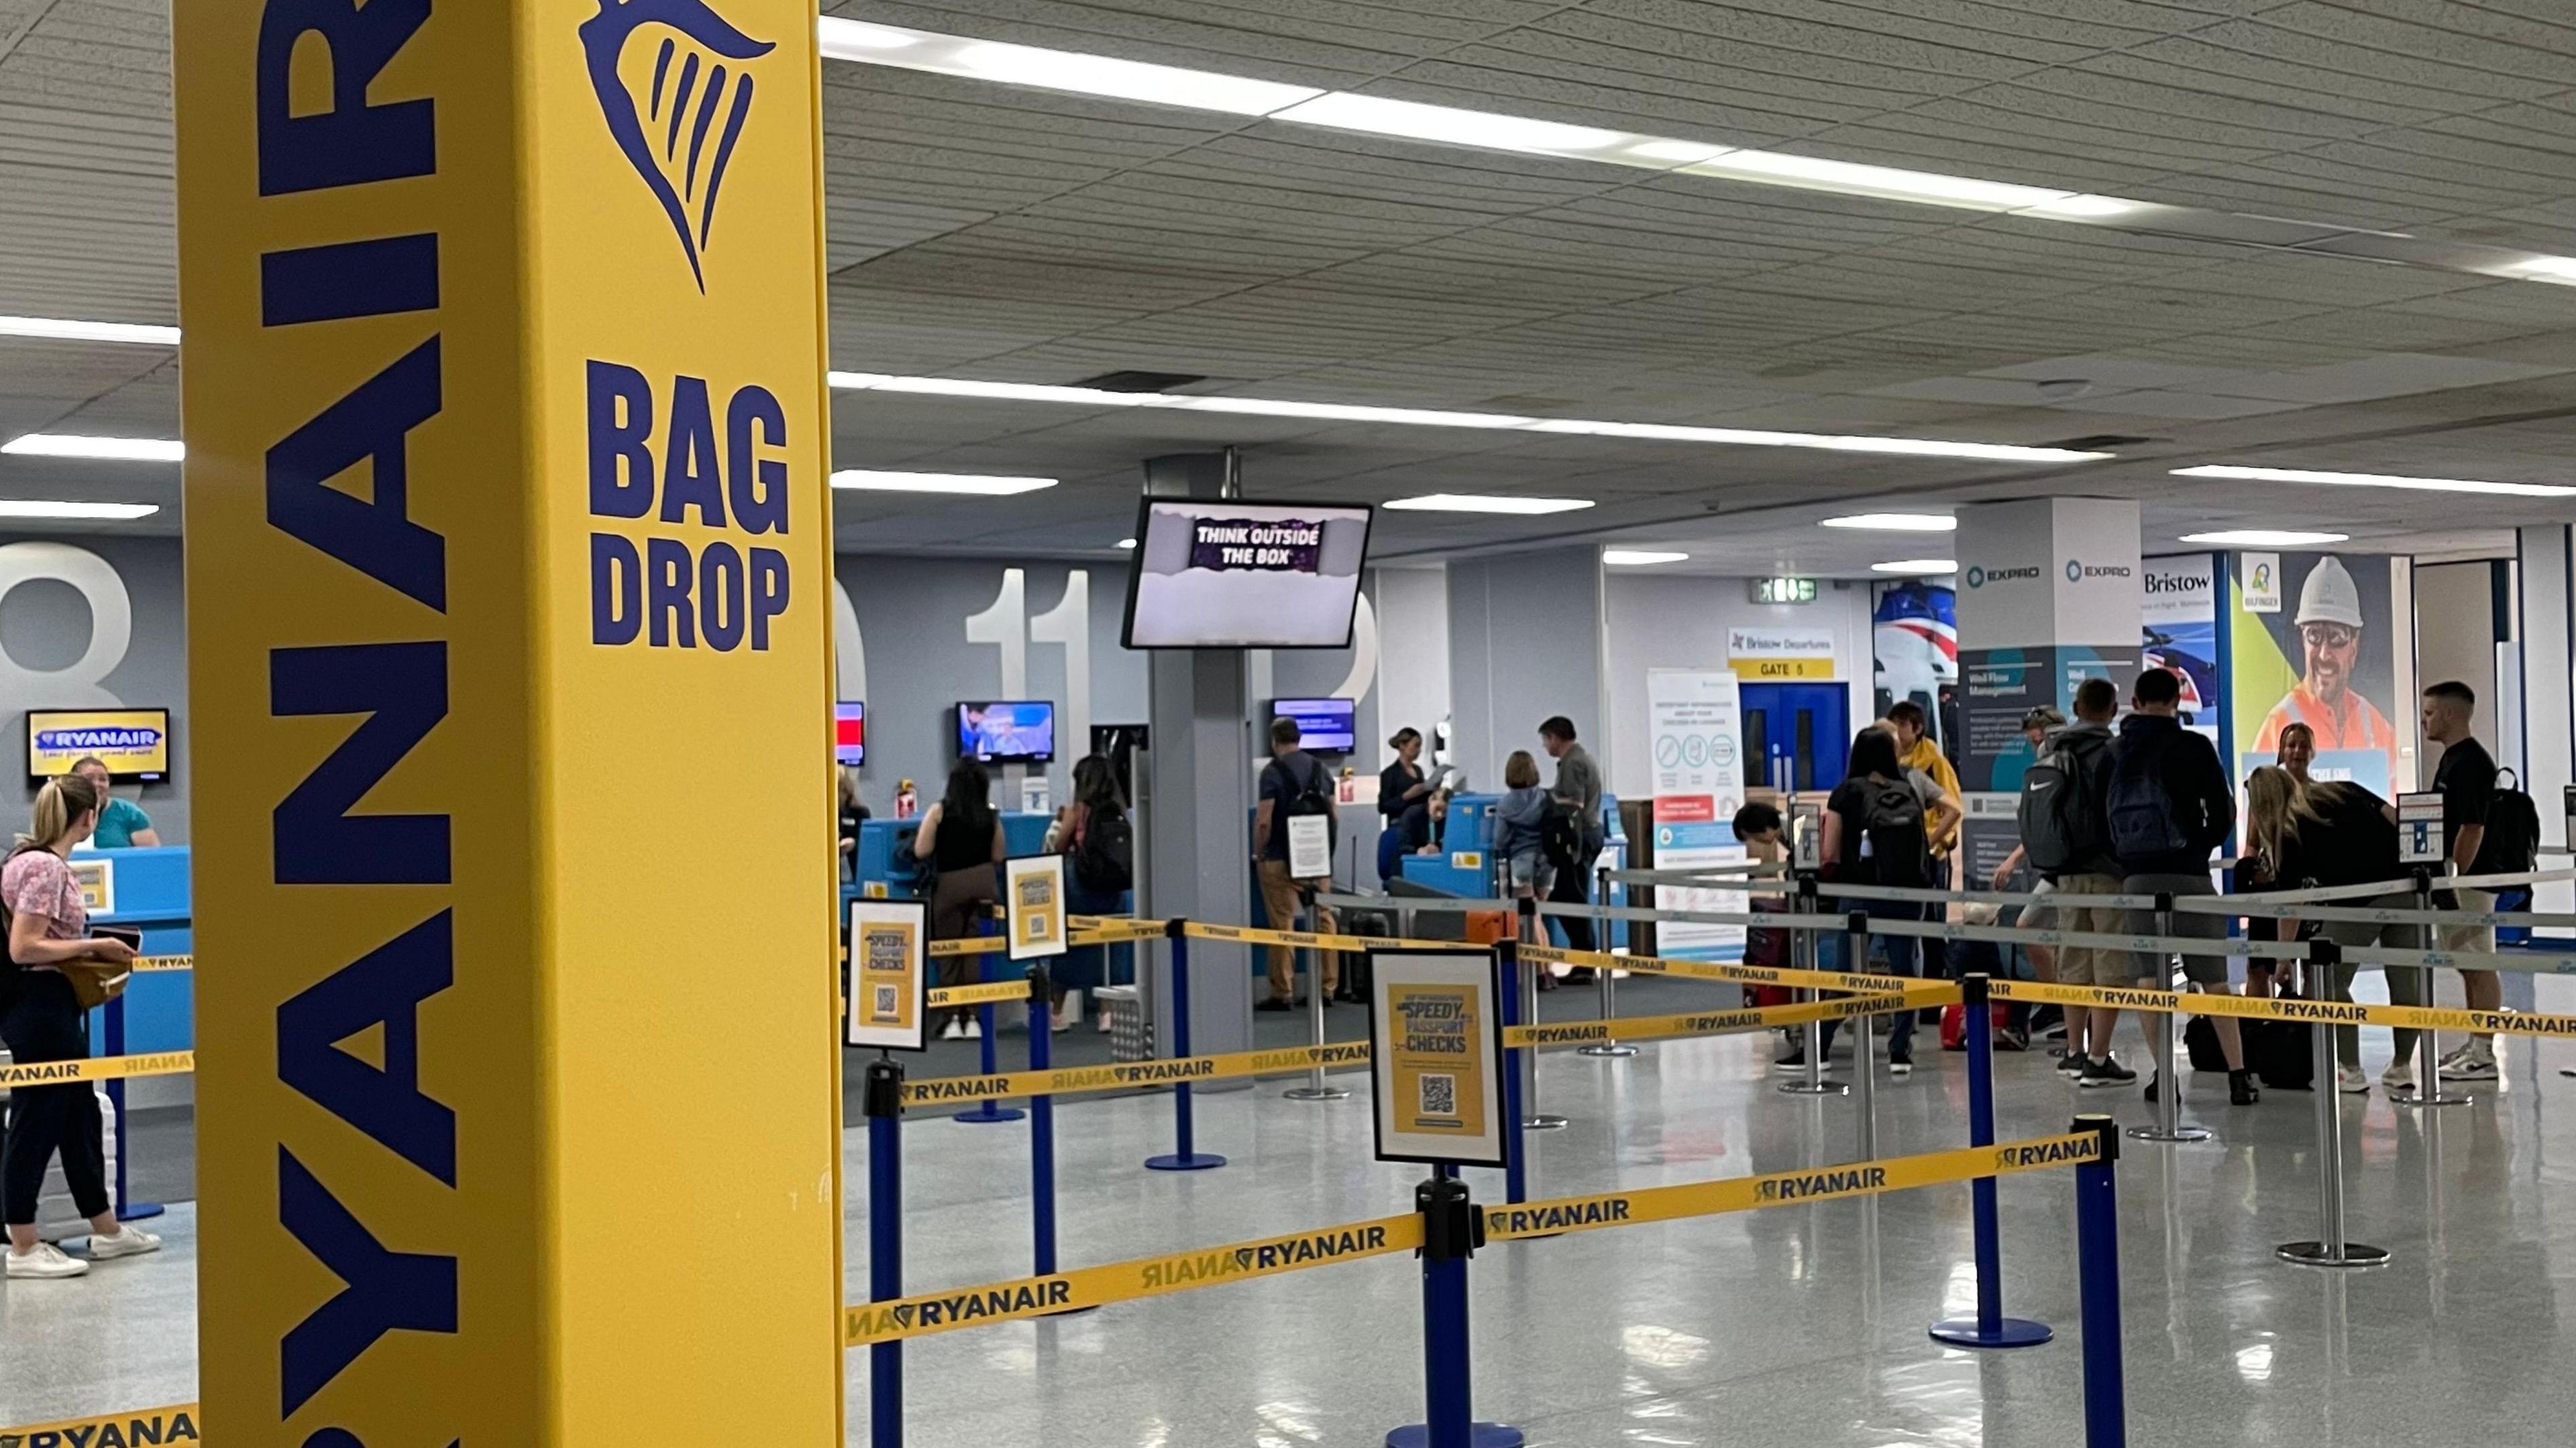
254, 1, 458, 1435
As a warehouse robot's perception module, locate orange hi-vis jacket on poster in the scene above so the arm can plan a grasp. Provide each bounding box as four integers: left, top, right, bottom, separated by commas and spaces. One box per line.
2255, 685, 2402, 771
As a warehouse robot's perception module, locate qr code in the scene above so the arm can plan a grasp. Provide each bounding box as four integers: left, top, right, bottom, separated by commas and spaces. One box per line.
872, 985, 898, 1019
1419, 1073, 1456, 1117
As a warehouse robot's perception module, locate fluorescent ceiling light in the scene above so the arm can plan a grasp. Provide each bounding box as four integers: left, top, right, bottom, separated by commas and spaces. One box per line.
2178, 529, 2349, 547
2173, 464, 2576, 499
2, 433, 184, 462
1116, 537, 1136, 549
0, 315, 180, 346
1525, 417, 2106, 462
1679, 150, 2138, 217
2506, 255, 2576, 284
0, 500, 159, 520
1603, 549, 1689, 565
829, 469, 1058, 496
820, 17, 1320, 115
1384, 494, 1595, 516
1872, 558, 1957, 574
1271, 93, 1631, 159
813, 17, 918, 52
1169, 395, 1534, 429
1822, 512, 1956, 533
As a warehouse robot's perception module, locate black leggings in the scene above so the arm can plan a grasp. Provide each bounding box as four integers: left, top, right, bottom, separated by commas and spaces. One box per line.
2, 973, 106, 1226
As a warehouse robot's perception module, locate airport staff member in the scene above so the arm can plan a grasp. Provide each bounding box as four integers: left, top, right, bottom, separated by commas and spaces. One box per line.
2253, 557, 2400, 783
70, 757, 158, 848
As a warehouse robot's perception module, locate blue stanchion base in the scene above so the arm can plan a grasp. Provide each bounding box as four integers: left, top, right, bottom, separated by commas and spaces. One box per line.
953, 1105, 1026, 1125
1385, 1423, 1523, 1448
1144, 1152, 1228, 1171
116, 1202, 166, 1224
1928, 1316, 2053, 1349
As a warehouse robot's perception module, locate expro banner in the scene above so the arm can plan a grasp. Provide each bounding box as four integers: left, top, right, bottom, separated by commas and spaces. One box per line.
1646, 669, 1746, 960
2230, 551, 2401, 793
174, 1, 843, 1444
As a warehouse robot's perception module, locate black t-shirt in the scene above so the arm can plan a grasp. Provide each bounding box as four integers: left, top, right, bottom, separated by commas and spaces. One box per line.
1825, 772, 1938, 875
1260, 750, 1329, 862
2275, 786, 2398, 890
2432, 736, 2498, 871
931, 802, 997, 873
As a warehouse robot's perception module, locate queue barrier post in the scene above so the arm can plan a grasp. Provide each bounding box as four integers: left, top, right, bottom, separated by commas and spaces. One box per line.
2277, 940, 2390, 1268
1499, 938, 1529, 1207
1847, 910, 1877, 1160
1145, 920, 1226, 1172
1026, 963, 1060, 1278
864, 1058, 905, 1448
1383, 1169, 1523, 1448
1780, 872, 1845, 1097
2392, 866, 2465, 1108
1929, 973, 2052, 1349
99, 991, 164, 1223
1576, 865, 1633, 1059
1515, 898, 1566, 1130
2131, 894, 2209, 1145
2073, 1114, 2128, 1448
955, 911, 1024, 1125
1284, 887, 1350, 1103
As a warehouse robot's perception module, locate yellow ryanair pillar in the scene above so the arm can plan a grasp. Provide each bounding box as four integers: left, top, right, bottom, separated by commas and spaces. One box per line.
172, 1, 843, 1443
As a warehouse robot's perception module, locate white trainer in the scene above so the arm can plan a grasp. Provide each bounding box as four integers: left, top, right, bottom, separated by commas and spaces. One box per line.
2439, 1050, 2500, 1082
2380, 1062, 2416, 1093
5, 1243, 89, 1279
963, 1019, 983, 1040
87, 1226, 162, 1262
2337, 1065, 2371, 1094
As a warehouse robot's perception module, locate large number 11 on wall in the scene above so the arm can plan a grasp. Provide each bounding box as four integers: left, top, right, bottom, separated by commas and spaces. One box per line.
832, 569, 1091, 762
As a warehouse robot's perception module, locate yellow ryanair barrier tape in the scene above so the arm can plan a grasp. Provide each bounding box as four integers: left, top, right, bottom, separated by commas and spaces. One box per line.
133, 954, 193, 973
1986, 980, 2576, 1038
1484, 1132, 2102, 1240
1503, 986, 1955, 1049
923, 924, 1149, 959
1522, 942, 1915, 996
927, 936, 1009, 958
1067, 915, 1172, 944
1183, 922, 1464, 954
0, 1401, 203, 1445
902, 1042, 1374, 1105
845, 1212, 1421, 1345
927, 981, 1032, 1010
0, 1052, 195, 1089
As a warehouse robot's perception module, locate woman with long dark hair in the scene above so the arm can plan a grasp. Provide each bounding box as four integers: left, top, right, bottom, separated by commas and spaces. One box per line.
1047, 755, 1131, 1032
914, 758, 1007, 1040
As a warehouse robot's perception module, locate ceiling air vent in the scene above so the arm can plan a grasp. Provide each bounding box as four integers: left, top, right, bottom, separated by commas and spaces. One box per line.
2044, 434, 2151, 451
1071, 370, 1207, 394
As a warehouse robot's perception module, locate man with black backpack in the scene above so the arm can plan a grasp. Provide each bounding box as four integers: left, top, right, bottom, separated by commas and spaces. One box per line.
2111, 667, 2255, 1106
2014, 678, 2134, 1086
1252, 716, 1341, 1011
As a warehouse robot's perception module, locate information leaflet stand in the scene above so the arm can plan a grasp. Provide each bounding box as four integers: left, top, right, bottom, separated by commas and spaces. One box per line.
847, 899, 931, 1448
1368, 946, 1523, 1448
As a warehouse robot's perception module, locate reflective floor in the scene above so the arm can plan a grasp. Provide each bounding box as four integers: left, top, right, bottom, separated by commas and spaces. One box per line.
6, 970, 2573, 1445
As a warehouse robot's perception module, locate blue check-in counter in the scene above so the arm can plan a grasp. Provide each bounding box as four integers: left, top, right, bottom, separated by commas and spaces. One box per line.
1397, 794, 1629, 949
847, 812, 1053, 903
77, 844, 193, 1057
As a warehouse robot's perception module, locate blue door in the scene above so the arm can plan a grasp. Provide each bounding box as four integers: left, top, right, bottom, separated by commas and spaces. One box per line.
1741, 683, 1848, 795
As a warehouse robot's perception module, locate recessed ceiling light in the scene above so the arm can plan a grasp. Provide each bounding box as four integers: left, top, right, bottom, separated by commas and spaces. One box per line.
1270, 93, 1632, 158
0, 500, 159, 520
2, 433, 184, 462
2178, 529, 2350, 547
1602, 549, 1689, 565
828, 469, 1058, 496
1871, 558, 1957, 574
1385, 494, 1595, 515
813, 17, 918, 52
0, 315, 180, 346
1116, 537, 1136, 549
2173, 464, 2576, 498
1822, 513, 1957, 532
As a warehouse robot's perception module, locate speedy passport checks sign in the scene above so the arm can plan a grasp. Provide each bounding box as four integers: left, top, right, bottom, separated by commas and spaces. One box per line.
1371, 949, 1507, 1168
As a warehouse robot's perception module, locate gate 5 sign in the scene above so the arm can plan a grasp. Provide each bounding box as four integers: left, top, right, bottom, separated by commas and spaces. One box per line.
1366, 948, 1507, 1169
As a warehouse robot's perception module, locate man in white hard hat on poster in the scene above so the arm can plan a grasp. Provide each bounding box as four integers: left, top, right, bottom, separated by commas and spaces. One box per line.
2253, 557, 2400, 782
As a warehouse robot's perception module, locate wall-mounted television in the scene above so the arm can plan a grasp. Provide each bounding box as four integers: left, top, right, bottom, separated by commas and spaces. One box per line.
957, 701, 1056, 765
835, 700, 866, 767
1271, 698, 1355, 755
27, 708, 170, 783
1122, 498, 1373, 649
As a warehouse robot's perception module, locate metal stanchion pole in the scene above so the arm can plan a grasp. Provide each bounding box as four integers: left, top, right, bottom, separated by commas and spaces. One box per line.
864, 1057, 904, 1448
2073, 1115, 2128, 1448
1515, 899, 1567, 1129
1383, 1170, 1523, 1448
2279, 940, 2389, 1268
1849, 911, 1877, 1160
1145, 921, 1226, 1171
1781, 873, 1846, 1096
1930, 974, 2053, 1349
2394, 867, 2465, 1107
1577, 867, 1633, 1058
1283, 887, 1349, 1102
2131, 896, 2208, 1144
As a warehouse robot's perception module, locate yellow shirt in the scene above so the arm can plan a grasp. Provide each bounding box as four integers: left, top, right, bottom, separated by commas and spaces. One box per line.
1899, 736, 1962, 850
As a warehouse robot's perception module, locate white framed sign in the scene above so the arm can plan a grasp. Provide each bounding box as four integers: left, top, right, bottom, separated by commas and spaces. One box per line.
1367, 947, 1507, 1170
845, 898, 929, 1052
66, 856, 115, 915
1005, 853, 1068, 960
2397, 791, 2445, 866
1286, 814, 1332, 879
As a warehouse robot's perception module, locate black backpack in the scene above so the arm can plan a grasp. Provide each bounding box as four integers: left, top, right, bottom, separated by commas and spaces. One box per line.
2106, 732, 2190, 861
1073, 805, 1134, 895
1856, 779, 1931, 888
2018, 730, 2110, 874
1540, 797, 1585, 873
2486, 767, 2541, 875
1283, 757, 1335, 820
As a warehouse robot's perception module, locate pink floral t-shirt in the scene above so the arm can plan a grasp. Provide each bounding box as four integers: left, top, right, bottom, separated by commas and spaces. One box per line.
3, 849, 86, 970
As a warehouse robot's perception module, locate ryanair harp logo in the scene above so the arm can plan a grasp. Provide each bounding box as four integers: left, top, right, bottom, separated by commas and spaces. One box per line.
579, 0, 772, 289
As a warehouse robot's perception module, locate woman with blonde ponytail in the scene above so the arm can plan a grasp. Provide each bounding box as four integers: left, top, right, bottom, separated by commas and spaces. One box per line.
1, 773, 159, 1279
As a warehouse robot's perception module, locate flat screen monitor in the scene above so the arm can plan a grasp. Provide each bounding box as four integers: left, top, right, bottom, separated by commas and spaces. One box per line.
27, 708, 170, 782
1271, 698, 1355, 754
835, 700, 865, 767
1122, 498, 1373, 649
957, 701, 1055, 765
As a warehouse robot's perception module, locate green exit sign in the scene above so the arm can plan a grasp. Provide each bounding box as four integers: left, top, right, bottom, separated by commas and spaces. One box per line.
1752, 577, 1818, 604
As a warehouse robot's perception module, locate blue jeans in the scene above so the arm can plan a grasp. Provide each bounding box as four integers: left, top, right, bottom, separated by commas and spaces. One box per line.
1817, 899, 1924, 1062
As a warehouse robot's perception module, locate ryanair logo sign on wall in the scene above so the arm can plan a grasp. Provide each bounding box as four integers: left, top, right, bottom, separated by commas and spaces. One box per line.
580, 0, 771, 289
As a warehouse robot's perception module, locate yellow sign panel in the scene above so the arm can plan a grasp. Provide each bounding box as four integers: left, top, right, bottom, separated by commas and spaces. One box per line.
847, 900, 927, 1051
1006, 854, 1068, 959
25, 708, 172, 779
66, 856, 114, 913
174, 0, 841, 1443
1368, 949, 1506, 1168
1735, 657, 1838, 680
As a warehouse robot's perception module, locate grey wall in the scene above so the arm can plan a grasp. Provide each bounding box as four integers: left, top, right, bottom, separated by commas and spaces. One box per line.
2415, 558, 2506, 775
0, 534, 190, 842
1447, 547, 1605, 791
